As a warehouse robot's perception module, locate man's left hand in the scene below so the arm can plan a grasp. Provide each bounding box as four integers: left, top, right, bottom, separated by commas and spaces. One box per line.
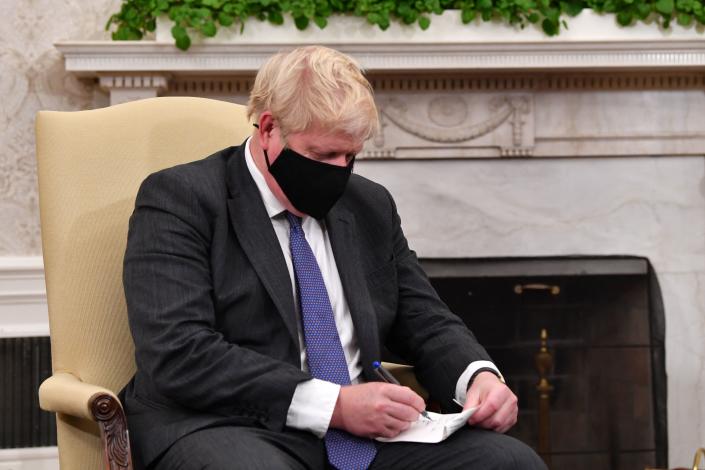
464, 371, 518, 433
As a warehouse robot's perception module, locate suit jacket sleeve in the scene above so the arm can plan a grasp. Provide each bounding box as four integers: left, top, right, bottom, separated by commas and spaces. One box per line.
123, 169, 310, 431
381, 189, 493, 411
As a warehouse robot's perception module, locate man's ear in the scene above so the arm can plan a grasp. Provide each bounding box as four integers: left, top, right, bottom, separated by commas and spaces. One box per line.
257, 112, 275, 150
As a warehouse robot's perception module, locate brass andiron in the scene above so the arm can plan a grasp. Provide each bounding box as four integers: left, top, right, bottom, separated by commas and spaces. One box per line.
535, 328, 554, 468
694, 447, 705, 470
514, 283, 561, 295
644, 446, 705, 470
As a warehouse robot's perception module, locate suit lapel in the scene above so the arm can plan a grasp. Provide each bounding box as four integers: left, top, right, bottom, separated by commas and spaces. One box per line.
225, 146, 299, 351
326, 205, 381, 381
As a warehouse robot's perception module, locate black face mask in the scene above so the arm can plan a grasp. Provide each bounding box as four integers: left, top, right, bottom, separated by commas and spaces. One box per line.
264, 147, 354, 219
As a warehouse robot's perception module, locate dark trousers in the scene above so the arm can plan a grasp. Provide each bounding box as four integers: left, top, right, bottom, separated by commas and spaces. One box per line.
153, 425, 547, 470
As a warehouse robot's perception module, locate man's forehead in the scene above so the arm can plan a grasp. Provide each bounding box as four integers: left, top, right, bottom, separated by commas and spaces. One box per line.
295, 128, 364, 153
308, 141, 363, 154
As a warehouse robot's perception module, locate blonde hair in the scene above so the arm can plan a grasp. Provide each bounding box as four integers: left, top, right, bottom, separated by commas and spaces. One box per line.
247, 46, 379, 142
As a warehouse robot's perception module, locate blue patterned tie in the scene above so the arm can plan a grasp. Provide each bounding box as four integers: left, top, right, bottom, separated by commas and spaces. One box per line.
286, 212, 377, 470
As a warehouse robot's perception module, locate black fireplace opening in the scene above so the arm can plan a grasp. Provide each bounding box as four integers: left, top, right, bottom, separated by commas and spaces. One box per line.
420, 256, 667, 470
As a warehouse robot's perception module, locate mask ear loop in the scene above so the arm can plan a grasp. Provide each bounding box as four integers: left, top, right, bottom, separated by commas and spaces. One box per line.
263, 148, 273, 169
253, 122, 273, 169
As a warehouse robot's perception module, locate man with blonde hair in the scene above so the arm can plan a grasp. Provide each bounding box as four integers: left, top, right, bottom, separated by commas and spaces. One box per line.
122, 45, 545, 469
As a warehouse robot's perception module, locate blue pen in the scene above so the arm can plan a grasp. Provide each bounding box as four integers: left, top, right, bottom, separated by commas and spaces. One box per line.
373, 361, 432, 421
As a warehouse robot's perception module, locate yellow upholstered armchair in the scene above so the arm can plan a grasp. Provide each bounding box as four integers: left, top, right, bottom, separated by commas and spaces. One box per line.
35, 97, 253, 469
34, 97, 426, 470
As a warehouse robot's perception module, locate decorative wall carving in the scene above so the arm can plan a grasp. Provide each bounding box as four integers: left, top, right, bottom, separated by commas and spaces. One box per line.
368, 93, 534, 159
0, 0, 121, 255
382, 96, 510, 142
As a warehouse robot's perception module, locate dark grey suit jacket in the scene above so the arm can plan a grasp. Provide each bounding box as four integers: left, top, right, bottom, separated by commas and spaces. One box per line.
121, 143, 492, 467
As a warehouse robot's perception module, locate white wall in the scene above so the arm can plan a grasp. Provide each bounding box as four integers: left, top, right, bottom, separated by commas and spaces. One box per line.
0, 0, 120, 255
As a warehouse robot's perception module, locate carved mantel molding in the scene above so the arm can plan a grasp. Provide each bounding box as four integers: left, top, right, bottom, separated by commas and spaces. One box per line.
97, 74, 169, 105
57, 40, 705, 78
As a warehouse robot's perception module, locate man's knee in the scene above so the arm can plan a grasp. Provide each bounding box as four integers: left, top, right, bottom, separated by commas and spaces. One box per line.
204, 450, 301, 470
482, 432, 547, 470
440, 428, 546, 470
153, 426, 316, 470
373, 428, 547, 470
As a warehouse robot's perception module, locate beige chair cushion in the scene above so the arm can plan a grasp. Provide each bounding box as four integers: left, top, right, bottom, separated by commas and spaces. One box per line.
36, 97, 252, 469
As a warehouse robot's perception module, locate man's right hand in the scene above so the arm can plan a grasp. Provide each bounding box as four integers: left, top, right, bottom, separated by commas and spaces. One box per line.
328, 382, 425, 438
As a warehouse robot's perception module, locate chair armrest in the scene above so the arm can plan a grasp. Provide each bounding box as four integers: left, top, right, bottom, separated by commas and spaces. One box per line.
381, 362, 429, 401
39, 372, 119, 421
39, 372, 134, 470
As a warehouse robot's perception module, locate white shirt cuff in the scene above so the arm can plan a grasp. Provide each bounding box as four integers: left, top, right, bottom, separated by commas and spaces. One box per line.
286, 379, 341, 438
454, 360, 503, 405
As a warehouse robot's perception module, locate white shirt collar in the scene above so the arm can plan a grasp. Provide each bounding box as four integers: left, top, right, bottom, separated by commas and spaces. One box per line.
244, 137, 287, 219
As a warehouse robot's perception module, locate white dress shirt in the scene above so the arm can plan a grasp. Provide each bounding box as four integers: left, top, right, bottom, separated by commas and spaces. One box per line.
243, 138, 501, 438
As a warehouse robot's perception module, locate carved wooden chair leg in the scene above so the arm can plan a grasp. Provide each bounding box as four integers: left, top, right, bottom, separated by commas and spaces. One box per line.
90, 394, 133, 470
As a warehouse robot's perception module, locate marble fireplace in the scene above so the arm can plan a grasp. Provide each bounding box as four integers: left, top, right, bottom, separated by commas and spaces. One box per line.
56, 23, 705, 466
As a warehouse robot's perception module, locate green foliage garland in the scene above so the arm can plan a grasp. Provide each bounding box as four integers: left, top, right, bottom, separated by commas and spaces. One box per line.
106, 0, 705, 51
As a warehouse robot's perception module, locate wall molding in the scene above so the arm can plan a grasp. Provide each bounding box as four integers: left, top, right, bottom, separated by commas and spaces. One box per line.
0, 447, 58, 470
0, 256, 49, 338
0, 447, 57, 460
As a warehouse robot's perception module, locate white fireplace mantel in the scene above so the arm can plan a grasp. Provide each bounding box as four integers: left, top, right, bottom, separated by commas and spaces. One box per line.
56, 11, 705, 106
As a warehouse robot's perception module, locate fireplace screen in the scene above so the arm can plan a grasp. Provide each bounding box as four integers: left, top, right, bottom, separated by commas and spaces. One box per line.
421, 256, 667, 470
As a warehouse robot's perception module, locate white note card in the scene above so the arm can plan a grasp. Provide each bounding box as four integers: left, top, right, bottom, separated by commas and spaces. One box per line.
375, 407, 477, 444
